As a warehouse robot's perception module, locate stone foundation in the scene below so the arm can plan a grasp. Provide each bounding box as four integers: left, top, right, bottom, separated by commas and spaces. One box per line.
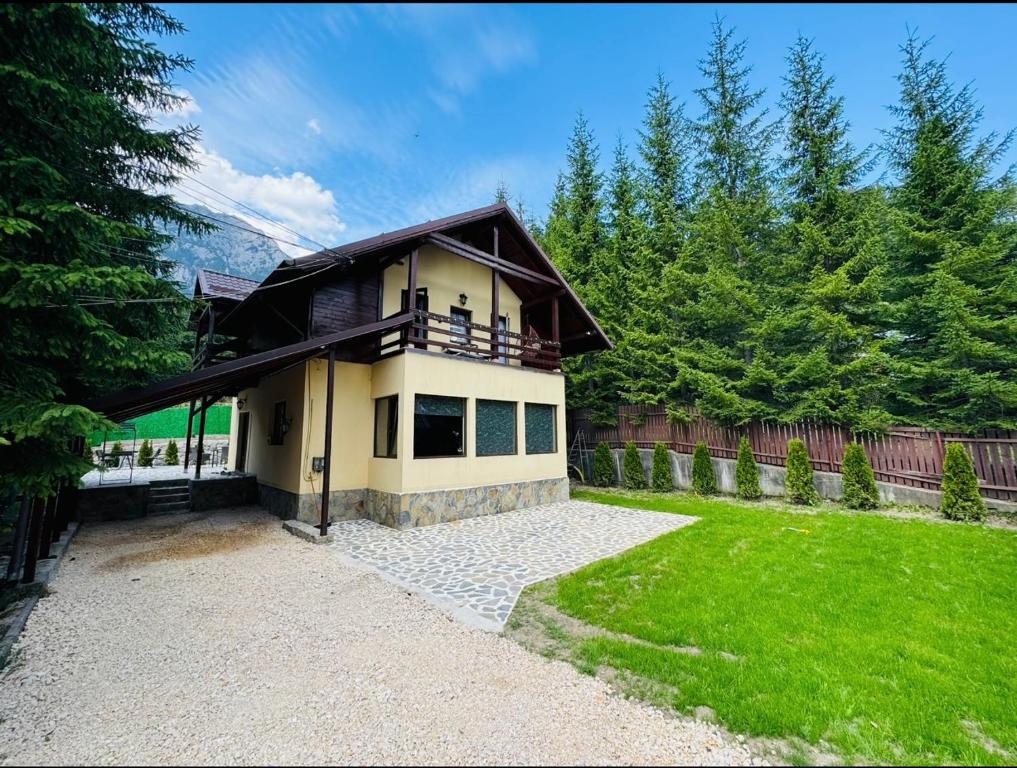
259, 479, 569, 529
367, 477, 570, 529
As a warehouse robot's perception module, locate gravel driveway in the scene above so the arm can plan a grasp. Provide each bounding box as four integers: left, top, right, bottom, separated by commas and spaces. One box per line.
0, 509, 759, 766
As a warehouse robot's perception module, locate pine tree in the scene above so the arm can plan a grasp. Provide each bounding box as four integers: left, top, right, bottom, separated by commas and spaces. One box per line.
754, 35, 892, 430
735, 436, 762, 499
882, 32, 1017, 431
0, 4, 205, 497
691, 442, 717, 495
841, 442, 879, 509
164, 438, 179, 466
940, 443, 986, 521
494, 180, 510, 205
592, 442, 615, 486
110, 440, 124, 456
651, 442, 673, 492
623, 441, 647, 489
137, 438, 154, 467
785, 438, 818, 504
639, 72, 690, 263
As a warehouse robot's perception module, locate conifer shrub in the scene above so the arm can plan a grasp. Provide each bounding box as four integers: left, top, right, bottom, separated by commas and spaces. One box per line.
593, 442, 615, 487
940, 443, 985, 521
651, 442, 673, 492
110, 440, 124, 455
842, 442, 878, 509
691, 442, 717, 495
735, 436, 762, 500
164, 439, 179, 466
623, 441, 647, 490
785, 439, 818, 504
137, 438, 154, 467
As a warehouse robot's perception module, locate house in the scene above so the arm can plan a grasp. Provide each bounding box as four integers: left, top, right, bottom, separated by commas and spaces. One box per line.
88, 204, 611, 531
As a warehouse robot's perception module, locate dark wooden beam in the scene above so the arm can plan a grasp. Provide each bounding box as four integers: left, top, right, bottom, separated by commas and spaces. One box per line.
5, 495, 31, 584
520, 289, 567, 313
320, 345, 336, 536
38, 495, 55, 559
406, 248, 419, 344
491, 226, 500, 356
425, 233, 559, 287
551, 294, 560, 345
194, 394, 210, 480
21, 496, 44, 584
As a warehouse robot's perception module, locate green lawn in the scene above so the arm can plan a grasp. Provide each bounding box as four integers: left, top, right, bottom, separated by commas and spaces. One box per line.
534, 489, 1017, 765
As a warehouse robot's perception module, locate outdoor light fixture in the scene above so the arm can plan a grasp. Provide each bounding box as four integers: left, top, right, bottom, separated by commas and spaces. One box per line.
236, 398, 246, 411
458, 292, 468, 306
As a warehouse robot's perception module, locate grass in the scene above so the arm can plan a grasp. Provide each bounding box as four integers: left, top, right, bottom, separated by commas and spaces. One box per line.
536, 488, 1017, 765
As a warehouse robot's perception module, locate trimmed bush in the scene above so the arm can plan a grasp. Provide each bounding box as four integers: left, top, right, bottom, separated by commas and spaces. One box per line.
651, 442, 673, 492
110, 440, 124, 455
691, 442, 717, 495
593, 442, 615, 487
842, 443, 879, 509
164, 439, 179, 466
940, 443, 985, 521
623, 441, 647, 489
785, 439, 818, 504
735, 436, 762, 500
137, 438, 154, 467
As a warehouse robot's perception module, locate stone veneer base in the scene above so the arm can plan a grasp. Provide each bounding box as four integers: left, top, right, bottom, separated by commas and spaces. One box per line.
259, 477, 570, 530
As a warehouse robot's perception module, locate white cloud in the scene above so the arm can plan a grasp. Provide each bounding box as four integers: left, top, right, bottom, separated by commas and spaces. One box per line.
160, 88, 202, 120
307, 117, 322, 135
174, 147, 346, 256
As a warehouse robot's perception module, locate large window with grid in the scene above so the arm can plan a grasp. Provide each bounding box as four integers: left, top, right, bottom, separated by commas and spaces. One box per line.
476, 399, 516, 456
524, 403, 556, 454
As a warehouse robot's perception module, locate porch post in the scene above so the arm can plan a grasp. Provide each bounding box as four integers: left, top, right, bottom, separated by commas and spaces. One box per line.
320, 346, 336, 536
38, 494, 56, 559
195, 396, 208, 480
21, 496, 44, 584
491, 226, 500, 357
406, 247, 419, 346
183, 400, 196, 471
551, 295, 560, 369
5, 495, 31, 584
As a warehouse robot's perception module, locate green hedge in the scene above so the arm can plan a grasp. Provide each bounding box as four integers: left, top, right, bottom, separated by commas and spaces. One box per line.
89, 404, 232, 446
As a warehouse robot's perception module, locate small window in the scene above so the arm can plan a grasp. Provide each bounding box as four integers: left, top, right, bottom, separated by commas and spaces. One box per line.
525, 403, 556, 454
374, 395, 398, 458
269, 400, 287, 446
414, 395, 465, 458
450, 307, 472, 346
476, 399, 516, 456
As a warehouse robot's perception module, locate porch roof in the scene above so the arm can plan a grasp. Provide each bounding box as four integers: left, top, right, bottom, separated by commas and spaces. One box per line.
86, 311, 414, 423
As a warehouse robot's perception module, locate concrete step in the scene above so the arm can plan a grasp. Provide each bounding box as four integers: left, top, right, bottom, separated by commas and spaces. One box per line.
149, 479, 190, 489
148, 500, 191, 515
148, 491, 190, 503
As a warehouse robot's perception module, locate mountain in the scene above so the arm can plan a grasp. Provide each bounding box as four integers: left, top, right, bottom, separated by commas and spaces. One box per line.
161, 203, 287, 290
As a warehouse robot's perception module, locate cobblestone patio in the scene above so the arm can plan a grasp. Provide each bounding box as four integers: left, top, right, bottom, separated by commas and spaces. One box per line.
329, 500, 697, 630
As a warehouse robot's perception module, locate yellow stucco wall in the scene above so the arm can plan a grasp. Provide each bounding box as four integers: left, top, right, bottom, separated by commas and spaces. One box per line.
232, 349, 566, 498
228, 363, 306, 494
380, 243, 523, 361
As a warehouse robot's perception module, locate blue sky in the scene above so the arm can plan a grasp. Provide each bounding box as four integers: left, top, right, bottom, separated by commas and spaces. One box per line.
160, 3, 1017, 254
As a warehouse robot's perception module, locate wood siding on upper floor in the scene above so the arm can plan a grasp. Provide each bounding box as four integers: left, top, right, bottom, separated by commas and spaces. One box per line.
310, 273, 381, 337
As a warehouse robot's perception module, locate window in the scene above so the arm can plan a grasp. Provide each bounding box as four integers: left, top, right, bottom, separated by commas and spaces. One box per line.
497, 315, 509, 363
525, 403, 556, 454
414, 395, 465, 458
401, 288, 428, 342
269, 400, 287, 446
476, 399, 516, 456
374, 395, 398, 458
449, 307, 472, 346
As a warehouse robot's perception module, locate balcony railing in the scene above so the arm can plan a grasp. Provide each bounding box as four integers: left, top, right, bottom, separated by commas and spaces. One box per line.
377, 309, 561, 370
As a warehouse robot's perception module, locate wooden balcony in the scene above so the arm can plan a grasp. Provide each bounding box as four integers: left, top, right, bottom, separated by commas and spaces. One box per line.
377, 309, 562, 370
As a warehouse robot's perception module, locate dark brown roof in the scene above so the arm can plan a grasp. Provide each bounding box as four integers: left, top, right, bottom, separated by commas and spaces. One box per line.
238, 203, 611, 355
194, 268, 261, 301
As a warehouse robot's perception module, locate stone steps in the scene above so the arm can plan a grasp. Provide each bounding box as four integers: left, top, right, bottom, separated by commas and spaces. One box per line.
148, 479, 191, 515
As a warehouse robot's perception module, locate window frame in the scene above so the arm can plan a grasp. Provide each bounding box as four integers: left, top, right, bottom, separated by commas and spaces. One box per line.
413, 393, 467, 459
524, 402, 557, 455
449, 306, 472, 346
373, 395, 399, 459
475, 398, 517, 457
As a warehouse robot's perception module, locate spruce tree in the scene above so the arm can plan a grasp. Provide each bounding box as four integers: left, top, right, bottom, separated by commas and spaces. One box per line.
592, 442, 615, 487
651, 442, 673, 492
785, 439, 818, 504
691, 442, 717, 495
623, 441, 647, 489
940, 443, 985, 521
735, 436, 762, 500
883, 32, 1017, 431
0, 4, 204, 497
841, 442, 879, 509
164, 438, 179, 466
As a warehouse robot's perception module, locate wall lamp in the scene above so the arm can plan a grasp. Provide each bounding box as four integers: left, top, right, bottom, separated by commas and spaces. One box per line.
458, 292, 468, 306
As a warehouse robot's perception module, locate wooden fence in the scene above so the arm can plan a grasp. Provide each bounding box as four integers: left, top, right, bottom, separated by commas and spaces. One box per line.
567, 405, 1017, 502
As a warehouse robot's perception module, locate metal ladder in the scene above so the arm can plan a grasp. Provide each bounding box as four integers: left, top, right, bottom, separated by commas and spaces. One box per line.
567, 429, 589, 481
